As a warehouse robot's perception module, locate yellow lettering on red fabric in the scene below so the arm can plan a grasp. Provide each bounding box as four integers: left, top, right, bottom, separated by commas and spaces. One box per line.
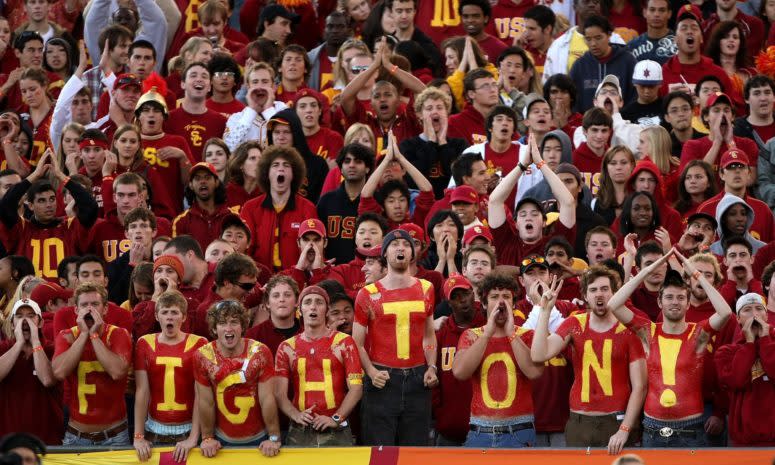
581, 339, 612, 402
297, 358, 336, 410
382, 300, 426, 359
156, 356, 187, 411
658, 336, 682, 407
216, 373, 254, 424
480, 352, 516, 409
77, 361, 104, 415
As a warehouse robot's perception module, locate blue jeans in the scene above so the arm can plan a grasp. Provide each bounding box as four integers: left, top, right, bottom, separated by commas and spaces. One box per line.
464, 428, 536, 448
642, 423, 708, 448
361, 365, 431, 446
63, 428, 130, 446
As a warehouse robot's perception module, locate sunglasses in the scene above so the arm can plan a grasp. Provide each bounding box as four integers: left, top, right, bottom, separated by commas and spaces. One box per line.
214, 71, 235, 79
521, 256, 546, 267
351, 65, 369, 74
215, 299, 242, 311
237, 281, 256, 291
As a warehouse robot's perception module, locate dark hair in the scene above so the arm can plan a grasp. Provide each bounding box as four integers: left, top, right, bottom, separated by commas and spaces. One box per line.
128, 262, 153, 308
183, 61, 210, 81
585, 225, 618, 250
355, 212, 389, 234
524, 4, 556, 30
581, 15, 613, 34
722, 235, 753, 255
257, 146, 307, 195
496, 46, 530, 68
480, 272, 520, 306
214, 253, 258, 287
452, 153, 485, 185
0, 168, 19, 179
459, 0, 491, 18
376, 179, 410, 208
440, 36, 488, 71
165, 235, 206, 260
328, 291, 354, 307
184, 173, 227, 205
362, 0, 391, 52
25, 180, 56, 203
336, 143, 376, 172
620, 191, 660, 234
762, 260, 775, 295
386, 0, 417, 10
57, 256, 80, 286
394, 40, 429, 72
124, 207, 157, 231
0, 432, 46, 465
634, 240, 663, 268
705, 20, 751, 69
0, 255, 35, 283
659, 268, 689, 299
13, 30, 43, 51
98, 24, 133, 55
80, 128, 108, 145
278, 44, 311, 81
582, 107, 613, 129
130, 39, 157, 61
744, 74, 775, 100
208, 53, 242, 93
580, 264, 621, 295
43, 37, 75, 75
76, 254, 107, 275
544, 73, 577, 107
463, 68, 494, 103
662, 91, 694, 117
674, 160, 718, 215
485, 105, 517, 136
426, 209, 464, 245
317, 279, 346, 297
720, 202, 752, 238
544, 235, 574, 258
599, 258, 625, 284
694, 74, 724, 97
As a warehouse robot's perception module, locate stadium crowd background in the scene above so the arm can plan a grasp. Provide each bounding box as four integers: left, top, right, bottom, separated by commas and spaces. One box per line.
1, 0, 775, 461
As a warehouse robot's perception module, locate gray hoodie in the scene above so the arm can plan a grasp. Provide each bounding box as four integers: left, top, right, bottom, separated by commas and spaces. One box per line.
523, 129, 593, 207
709, 193, 766, 255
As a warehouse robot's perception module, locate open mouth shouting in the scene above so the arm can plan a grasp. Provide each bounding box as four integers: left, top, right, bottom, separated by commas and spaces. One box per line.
224, 332, 237, 344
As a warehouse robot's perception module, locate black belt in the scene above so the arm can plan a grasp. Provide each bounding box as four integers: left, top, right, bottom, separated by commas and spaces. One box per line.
145, 430, 190, 443
469, 422, 533, 434
67, 422, 127, 441
644, 425, 700, 438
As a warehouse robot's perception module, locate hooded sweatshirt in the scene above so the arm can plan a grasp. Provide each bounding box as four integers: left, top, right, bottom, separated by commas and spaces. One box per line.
568, 43, 637, 113
620, 159, 684, 241
267, 108, 329, 204
709, 193, 767, 256
523, 130, 592, 207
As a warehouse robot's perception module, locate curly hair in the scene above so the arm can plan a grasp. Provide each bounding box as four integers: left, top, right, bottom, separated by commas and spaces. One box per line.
206, 299, 250, 336
256, 146, 307, 195
479, 272, 520, 307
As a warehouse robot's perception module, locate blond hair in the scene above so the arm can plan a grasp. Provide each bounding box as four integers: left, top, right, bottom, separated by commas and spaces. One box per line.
641, 125, 679, 174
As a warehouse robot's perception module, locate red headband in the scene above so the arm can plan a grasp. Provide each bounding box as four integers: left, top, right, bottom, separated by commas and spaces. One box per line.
78, 138, 109, 151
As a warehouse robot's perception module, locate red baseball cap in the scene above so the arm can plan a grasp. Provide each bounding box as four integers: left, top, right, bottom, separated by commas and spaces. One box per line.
298, 218, 326, 238
450, 185, 479, 204
291, 88, 326, 108
30, 282, 73, 309
443, 273, 473, 300
676, 4, 702, 25
190, 162, 218, 177
113, 73, 142, 91
706, 92, 732, 108
463, 225, 493, 245
398, 223, 426, 245
719, 148, 750, 170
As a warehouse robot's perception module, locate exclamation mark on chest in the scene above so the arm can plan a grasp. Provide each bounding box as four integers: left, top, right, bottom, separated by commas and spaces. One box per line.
657, 336, 682, 408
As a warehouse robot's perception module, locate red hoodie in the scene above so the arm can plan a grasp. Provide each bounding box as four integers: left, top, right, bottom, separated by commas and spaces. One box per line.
612, 158, 683, 252
433, 308, 486, 443
715, 328, 775, 446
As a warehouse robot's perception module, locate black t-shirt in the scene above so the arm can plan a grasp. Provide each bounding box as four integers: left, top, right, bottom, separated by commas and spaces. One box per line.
620, 100, 663, 127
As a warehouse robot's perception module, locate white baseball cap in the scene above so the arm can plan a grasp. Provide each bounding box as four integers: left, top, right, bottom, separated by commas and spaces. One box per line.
736, 293, 766, 314
632, 60, 663, 85
595, 75, 622, 98
12, 298, 42, 317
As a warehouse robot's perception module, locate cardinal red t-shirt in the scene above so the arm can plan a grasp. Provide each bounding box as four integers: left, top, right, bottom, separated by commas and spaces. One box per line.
354, 279, 435, 368
275, 331, 363, 417
193, 339, 275, 442
458, 327, 535, 421
165, 107, 227, 159
135, 333, 207, 424
555, 313, 645, 413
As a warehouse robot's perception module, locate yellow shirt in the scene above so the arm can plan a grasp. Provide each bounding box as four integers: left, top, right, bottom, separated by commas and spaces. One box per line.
568, 29, 588, 72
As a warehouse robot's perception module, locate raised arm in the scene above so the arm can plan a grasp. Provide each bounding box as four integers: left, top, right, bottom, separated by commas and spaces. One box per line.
530, 277, 570, 362
392, 131, 432, 192
608, 248, 675, 325
380, 45, 426, 95
488, 137, 533, 228
341, 45, 382, 117
675, 250, 732, 331
360, 144, 394, 199
531, 137, 576, 228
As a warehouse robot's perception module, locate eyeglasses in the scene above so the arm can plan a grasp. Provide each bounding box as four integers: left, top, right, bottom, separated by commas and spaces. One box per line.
521, 256, 546, 267
597, 88, 619, 97
214, 71, 235, 79
236, 281, 257, 291
351, 65, 369, 74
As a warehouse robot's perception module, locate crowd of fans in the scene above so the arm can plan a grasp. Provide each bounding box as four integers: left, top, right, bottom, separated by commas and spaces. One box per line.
1, 0, 775, 460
